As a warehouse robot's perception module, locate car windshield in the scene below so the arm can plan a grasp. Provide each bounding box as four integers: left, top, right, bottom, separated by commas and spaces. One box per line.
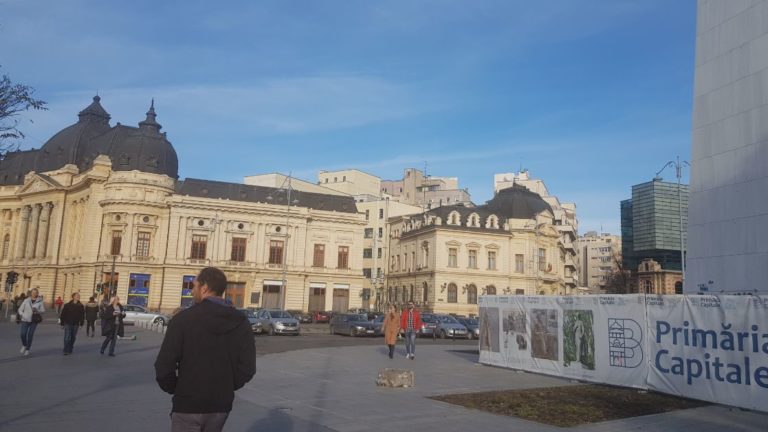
268, 311, 293, 318
462, 318, 478, 325
438, 315, 458, 324
348, 314, 368, 322
422, 315, 438, 323
239, 310, 256, 318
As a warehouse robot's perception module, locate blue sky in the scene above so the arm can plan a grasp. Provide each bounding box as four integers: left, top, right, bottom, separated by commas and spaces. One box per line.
1, 0, 696, 234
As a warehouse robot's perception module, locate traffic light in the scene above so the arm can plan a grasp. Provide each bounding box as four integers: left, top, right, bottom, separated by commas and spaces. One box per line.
6, 271, 18, 285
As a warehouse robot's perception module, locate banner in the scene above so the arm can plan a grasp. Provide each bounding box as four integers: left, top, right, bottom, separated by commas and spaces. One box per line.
478, 294, 768, 412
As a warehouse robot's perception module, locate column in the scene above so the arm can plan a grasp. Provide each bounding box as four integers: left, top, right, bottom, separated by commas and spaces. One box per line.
26, 204, 42, 258
35, 203, 53, 258
15, 206, 31, 259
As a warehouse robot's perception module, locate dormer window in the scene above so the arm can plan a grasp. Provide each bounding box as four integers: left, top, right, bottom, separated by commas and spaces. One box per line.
448, 211, 461, 226
467, 213, 480, 227
486, 215, 499, 229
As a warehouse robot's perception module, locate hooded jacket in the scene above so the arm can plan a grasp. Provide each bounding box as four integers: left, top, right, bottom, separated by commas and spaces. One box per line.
154, 297, 256, 413
17, 296, 45, 323
60, 300, 85, 326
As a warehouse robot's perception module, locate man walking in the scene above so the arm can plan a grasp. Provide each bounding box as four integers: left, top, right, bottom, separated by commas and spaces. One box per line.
400, 301, 422, 360
60, 292, 85, 355
155, 267, 255, 431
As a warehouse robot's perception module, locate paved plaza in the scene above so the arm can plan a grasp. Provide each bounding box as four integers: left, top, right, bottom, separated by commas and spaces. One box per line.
0, 317, 766, 431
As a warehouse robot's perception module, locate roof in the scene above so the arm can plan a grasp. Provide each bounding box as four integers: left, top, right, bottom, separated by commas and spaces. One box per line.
176, 178, 359, 213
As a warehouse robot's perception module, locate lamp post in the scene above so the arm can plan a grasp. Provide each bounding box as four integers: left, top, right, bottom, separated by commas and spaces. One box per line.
525, 221, 546, 294
267, 175, 298, 309
655, 156, 690, 286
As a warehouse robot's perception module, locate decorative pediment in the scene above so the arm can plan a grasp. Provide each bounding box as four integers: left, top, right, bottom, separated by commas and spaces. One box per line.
466, 242, 482, 249
445, 240, 461, 247
17, 173, 63, 196
485, 243, 500, 249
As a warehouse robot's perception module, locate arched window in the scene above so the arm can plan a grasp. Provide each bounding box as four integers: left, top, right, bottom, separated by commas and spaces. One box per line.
422, 282, 429, 303
674, 281, 683, 294
1, 234, 9, 259
448, 211, 460, 226
486, 285, 496, 295
467, 284, 477, 304
467, 213, 480, 227
643, 280, 653, 294
486, 215, 499, 229
447, 283, 458, 303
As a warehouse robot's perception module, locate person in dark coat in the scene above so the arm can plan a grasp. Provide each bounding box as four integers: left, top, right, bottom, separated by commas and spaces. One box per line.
100, 296, 125, 357
155, 267, 256, 432
60, 292, 85, 355
84, 296, 99, 337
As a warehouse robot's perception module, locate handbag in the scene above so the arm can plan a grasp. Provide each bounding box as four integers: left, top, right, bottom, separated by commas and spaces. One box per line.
32, 308, 43, 323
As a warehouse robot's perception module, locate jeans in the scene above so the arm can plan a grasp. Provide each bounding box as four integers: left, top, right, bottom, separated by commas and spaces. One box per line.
20, 321, 38, 350
405, 331, 417, 356
64, 324, 79, 353
101, 329, 117, 355
171, 412, 229, 432
86, 320, 95, 336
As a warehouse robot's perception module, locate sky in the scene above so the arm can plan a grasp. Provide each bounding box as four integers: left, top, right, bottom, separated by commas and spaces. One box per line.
0, 0, 696, 234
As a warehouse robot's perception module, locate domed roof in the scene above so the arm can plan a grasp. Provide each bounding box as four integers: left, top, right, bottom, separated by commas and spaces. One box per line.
0, 96, 179, 184
485, 184, 552, 219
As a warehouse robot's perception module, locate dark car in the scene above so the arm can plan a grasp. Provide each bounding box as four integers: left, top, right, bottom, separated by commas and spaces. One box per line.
288, 310, 313, 324
312, 311, 331, 323
419, 313, 440, 338
456, 317, 479, 339
238, 308, 262, 334
329, 313, 377, 337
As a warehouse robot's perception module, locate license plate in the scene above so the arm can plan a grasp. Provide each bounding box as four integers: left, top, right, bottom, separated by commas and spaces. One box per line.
366, 330, 374, 334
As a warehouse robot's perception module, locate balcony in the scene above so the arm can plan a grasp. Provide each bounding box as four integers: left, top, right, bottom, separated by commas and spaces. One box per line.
564, 257, 577, 268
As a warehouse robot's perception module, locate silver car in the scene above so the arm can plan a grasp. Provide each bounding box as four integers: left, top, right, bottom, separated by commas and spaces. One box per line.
435, 314, 469, 339
237, 308, 262, 334
123, 304, 170, 326
255, 309, 301, 336
456, 317, 480, 339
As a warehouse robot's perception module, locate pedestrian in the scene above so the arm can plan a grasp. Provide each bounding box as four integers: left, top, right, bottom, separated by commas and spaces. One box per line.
17, 287, 45, 356
100, 295, 125, 357
55, 296, 64, 317
399, 301, 422, 360
60, 292, 85, 355
382, 304, 400, 359
155, 267, 256, 432
84, 296, 99, 337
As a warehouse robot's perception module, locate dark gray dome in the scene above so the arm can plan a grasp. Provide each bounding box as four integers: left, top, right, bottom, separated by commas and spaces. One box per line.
485, 184, 552, 219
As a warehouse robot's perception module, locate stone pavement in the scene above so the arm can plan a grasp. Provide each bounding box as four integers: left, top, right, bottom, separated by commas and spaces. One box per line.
0, 318, 766, 432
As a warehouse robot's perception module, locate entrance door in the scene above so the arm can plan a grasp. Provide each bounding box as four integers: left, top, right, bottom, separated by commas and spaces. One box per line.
332, 289, 349, 312
308, 288, 326, 312
262, 284, 282, 309
225, 282, 245, 308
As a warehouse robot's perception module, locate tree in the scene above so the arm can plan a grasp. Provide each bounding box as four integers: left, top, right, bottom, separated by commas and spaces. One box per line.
0, 68, 47, 155
603, 252, 632, 294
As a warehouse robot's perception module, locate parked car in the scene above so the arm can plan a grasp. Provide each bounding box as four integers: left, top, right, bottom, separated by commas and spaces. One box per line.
123, 304, 170, 326
255, 309, 301, 335
238, 308, 262, 334
419, 313, 440, 338
329, 313, 377, 337
372, 314, 385, 336
434, 314, 469, 339
456, 317, 480, 339
312, 311, 331, 323
288, 310, 313, 324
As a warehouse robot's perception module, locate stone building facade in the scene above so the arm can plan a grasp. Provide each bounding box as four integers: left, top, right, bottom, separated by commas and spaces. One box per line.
636, 258, 683, 295
0, 97, 366, 314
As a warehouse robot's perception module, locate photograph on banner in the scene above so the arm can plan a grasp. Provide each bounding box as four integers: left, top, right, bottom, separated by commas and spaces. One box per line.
499, 299, 529, 369
563, 310, 595, 370
531, 308, 559, 360
646, 295, 768, 412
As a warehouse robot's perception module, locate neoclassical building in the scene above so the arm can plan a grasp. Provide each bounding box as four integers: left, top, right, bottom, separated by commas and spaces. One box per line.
0, 97, 366, 313
386, 185, 568, 316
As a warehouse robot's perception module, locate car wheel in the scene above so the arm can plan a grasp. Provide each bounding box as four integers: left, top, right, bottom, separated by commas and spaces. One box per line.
467, 331, 473, 340
269, 326, 276, 336
153, 317, 166, 326
440, 330, 447, 339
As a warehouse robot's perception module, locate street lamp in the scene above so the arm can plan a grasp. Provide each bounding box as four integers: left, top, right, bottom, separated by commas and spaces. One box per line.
525, 220, 547, 294
655, 156, 690, 286
267, 174, 299, 309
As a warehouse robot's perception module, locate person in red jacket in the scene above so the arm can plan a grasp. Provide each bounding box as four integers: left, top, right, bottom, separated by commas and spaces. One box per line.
400, 301, 422, 360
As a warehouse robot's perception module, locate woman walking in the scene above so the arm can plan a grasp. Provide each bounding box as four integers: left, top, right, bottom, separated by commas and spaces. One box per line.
100, 296, 125, 357
17, 288, 45, 356
84, 296, 99, 337
381, 304, 400, 359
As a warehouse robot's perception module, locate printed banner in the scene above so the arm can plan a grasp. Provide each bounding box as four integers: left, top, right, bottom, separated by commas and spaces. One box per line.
479, 294, 768, 413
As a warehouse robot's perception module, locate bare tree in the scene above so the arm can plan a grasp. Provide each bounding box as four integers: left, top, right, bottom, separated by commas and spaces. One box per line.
603, 252, 632, 294
0, 67, 47, 155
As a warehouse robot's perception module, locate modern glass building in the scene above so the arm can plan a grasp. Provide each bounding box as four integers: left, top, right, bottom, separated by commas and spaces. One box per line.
620, 179, 689, 273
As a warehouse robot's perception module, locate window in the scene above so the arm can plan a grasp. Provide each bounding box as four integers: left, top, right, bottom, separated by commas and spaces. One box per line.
643, 280, 653, 294
468, 250, 477, 269
515, 289, 525, 295
486, 285, 497, 295
412, 252, 415, 269
396, 255, 400, 271
488, 251, 496, 270
515, 254, 524, 273
313, 244, 325, 267
269, 240, 284, 265
378, 227, 383, 238
423, 282, 429, 303
110, 231, 122, 255
447, 283, 458, 303
379, 209, 384, 219
448, 248, 458, 267
136, 232, 151, 257
338, 246, 349, 269
363, 248, 373, 259
467, 284, 477, 304
377, 248, 382, 258
365, 210, 370, 220
363, 268, 372, 278
231, 237, 246, 262
364, 228, 373, 238
538, 248, 547, 271
191, 235, 207, 259
1, 234, 9, 259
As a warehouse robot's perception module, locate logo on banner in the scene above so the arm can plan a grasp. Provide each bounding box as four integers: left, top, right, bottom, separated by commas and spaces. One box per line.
608, 318, 643, 368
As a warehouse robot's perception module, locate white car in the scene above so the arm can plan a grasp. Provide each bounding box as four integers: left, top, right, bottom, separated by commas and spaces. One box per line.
122, 304, 169, 326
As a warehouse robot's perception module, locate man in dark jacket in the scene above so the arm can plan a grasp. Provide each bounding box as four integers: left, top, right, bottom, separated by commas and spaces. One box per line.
59, 292, 85, 355
154, 267, 255, 431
